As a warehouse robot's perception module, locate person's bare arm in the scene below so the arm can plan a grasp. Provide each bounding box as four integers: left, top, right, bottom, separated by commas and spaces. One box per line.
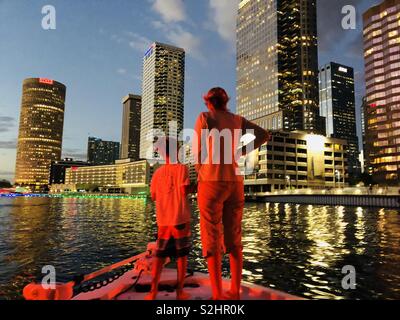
193, 114, 207, 172
239, 118, 271, 156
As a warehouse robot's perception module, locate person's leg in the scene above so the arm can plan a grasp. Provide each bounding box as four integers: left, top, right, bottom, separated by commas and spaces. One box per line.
228, 247, 243, 300
207, 252, 223, 300
176, 256, 190, 300
222, 182, 245, 300
145, 257, 166, 300
198, 182, 227, 300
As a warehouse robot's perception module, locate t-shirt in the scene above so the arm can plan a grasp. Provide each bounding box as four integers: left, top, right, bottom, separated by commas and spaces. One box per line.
193, 110, 249, 182
150, 164, 191, 227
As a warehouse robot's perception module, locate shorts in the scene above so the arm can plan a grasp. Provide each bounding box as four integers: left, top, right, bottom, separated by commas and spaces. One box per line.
198, 181, 244, 258
156, 223, 191, 258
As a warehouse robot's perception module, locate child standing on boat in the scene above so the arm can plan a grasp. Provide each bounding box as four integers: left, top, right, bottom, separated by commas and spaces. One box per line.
145, 137, 192, 301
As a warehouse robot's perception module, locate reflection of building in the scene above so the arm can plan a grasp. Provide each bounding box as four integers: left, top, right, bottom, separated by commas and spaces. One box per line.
49, 158, 90, 185
15, 78, 66, 187
120, 94, 141, 161
63, 159, 151, 194
363, 0, 400, 185
319, 62, 360, 176
237, 0, 325, 134
87, 137, 120, 165
244, 132, 347, 193
140, 42, 185, 160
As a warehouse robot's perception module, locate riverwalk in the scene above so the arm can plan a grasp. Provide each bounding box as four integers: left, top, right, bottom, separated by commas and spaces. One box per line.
246, 187, 400, 208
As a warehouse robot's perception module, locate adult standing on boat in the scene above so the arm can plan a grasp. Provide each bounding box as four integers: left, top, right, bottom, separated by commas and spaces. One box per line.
193, 88, 271, 300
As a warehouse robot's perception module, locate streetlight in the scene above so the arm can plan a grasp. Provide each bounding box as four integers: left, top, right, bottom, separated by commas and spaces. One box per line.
335, 170, 341, 188
286, 175, 291, 190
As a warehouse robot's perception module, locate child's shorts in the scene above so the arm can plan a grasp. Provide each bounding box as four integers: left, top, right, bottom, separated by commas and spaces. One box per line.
156, 223, 191, 258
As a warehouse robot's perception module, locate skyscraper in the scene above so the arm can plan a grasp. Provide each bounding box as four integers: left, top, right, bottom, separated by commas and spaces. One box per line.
87, 137, 120, 165
360, 97, 369, 174
319, 62, 360, 176
140, 42, 185, 160
363, 0, 400, 184
237, 0, 325, 134
236, 1, 349, 192
15, 78, 66, 187
120, 94, 141, 161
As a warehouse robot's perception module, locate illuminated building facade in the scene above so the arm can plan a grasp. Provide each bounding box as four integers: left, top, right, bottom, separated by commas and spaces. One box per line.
120, 94, 141, 161
363, 0, 400, 184
140, 42, 185, 160
87, 137, 120, 165
243, 132, 348, 193
49, 158, 90, 185
360, 97, 369, 174
63, 159, 150, 194
237, 0, 325, 134
319, 62, 361, 176
15, 78, 66, 187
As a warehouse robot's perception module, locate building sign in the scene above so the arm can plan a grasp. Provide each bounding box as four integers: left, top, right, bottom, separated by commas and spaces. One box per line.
338, 67, 348, 73
39, 78, 54, 85
144, 43, 156, 60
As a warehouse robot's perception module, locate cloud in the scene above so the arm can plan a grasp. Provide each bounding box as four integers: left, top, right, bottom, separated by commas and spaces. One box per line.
127, 32, 152, 53
0, 140, 17, 149
166, 26, 202, 60
151, 0, 186, 23
149, 0, 202, 60
208, 0, 239, 45
110, 31, 152, 54
152, 21, 202, 60
117, 68, 127, 75
0, 116, 15, 133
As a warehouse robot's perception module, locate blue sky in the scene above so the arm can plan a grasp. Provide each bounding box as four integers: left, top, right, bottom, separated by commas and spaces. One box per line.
0, 0, 381, 182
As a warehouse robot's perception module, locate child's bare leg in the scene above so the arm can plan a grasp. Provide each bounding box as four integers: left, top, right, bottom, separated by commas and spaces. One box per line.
145, 257, 165, 300
176, 256, 190, 300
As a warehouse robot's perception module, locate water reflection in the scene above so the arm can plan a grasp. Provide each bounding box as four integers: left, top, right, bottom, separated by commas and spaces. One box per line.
0, 197, 399, 300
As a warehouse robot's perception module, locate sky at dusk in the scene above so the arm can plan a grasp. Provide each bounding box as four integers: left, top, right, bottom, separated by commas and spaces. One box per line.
0, 0, 382, 182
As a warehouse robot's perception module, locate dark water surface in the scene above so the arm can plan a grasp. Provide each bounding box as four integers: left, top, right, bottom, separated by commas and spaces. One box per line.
0, 197, 399, 300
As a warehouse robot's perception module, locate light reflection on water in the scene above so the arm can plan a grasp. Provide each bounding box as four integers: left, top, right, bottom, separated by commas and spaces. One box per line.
0, 197, 399, 300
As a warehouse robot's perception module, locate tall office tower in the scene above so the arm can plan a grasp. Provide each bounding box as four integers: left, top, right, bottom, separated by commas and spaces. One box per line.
363, 0, 400, 184
319, 62, 361, 176
15, 78, 66, 187
360, 97, 369, 174
140, 42, 185, 160
120, 94, 141, 161
87, 137, 120, 165
237, 0, 325, 134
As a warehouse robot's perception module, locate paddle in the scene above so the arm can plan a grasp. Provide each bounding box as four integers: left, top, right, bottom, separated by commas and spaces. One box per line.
23, 250, 149, 300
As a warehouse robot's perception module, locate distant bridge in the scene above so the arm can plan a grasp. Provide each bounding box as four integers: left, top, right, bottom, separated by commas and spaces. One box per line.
246, 187, 400, 209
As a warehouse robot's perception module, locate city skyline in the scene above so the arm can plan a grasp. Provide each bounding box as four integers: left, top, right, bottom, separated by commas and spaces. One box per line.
0, 0, 382, 182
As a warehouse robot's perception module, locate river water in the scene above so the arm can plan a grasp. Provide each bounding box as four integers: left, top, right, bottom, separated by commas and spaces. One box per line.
0, 197, 399, 300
